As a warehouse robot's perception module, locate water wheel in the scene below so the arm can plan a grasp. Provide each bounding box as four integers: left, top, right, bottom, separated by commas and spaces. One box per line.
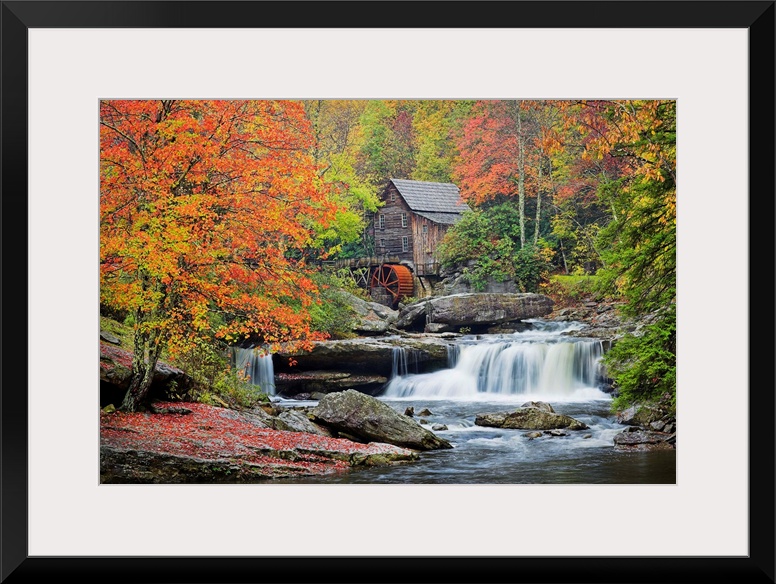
370, 264, 414, 305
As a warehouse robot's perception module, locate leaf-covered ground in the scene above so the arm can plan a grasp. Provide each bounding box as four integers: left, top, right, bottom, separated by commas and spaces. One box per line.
100, 401, 416, 482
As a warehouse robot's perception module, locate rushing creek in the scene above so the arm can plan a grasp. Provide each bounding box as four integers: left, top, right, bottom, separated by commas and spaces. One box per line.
256, 319, 675, 484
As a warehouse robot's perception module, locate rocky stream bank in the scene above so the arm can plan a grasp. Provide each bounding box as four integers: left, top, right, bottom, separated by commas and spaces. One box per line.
100, 291, 675, 482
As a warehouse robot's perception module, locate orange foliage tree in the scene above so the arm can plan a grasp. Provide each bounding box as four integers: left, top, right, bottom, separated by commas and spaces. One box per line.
100, 100, 337, 411
453, 100, 557, 248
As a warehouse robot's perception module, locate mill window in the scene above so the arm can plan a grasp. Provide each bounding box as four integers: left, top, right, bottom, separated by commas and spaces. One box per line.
379, 214, 385, 230
402, 236, 409, 252
401, 213, 408, 228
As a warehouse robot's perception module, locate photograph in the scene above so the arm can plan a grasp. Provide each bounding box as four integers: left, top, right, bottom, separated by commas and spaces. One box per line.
4, 1, 773, 582
98, 98, 678, 485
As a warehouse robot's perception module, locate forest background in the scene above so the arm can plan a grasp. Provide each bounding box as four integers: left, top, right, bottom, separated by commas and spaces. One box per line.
99, 99, 676, 413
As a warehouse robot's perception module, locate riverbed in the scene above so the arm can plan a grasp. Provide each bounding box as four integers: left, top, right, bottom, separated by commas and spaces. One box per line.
271, 395, 674, 484
269, 319, 676, 485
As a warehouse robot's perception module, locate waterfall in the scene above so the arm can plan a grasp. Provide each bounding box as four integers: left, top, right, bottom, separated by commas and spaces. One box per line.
391, 346, 420, 378
383, 321, 606, 400
232, 346, 276, 396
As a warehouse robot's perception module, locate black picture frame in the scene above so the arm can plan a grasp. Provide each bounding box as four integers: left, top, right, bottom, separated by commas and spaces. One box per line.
2, 1, 773, 583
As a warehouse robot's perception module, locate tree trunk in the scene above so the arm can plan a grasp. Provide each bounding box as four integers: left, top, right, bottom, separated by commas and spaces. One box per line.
534, 161, 542, 245
560, 239, 569, 274
120, 314, 164, 412
516, 101, 526, 248
120, 359, 156, 412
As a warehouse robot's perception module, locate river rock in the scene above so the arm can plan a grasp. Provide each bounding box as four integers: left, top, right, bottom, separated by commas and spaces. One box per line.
521, 401, 555, 413
396, 293, 553, 331
100, 330, 122, 345
336, 291, 399, 335
431, 424, 448, 431
395, 301, 429, 329
544, 429, 568, 437
613, 429, 675, 451
310, 390, 453, 450
475, 408, 588, 431
616, 404, 664, 426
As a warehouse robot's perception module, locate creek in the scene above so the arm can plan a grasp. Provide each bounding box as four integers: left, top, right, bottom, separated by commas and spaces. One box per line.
265, 319, 675, 483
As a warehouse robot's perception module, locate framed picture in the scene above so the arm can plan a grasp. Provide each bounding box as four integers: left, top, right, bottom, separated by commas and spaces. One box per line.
3, 1, 773, 582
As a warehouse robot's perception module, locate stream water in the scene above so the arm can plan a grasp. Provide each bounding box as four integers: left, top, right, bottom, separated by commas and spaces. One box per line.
276, 319, 676, 484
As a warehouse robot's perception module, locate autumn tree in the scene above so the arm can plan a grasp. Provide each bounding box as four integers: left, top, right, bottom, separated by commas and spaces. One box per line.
411, 100, 473, 183
303, 99, 379, 258
100, 100, 337, 411
356, 100, 417, 190
566, 100, 677, 409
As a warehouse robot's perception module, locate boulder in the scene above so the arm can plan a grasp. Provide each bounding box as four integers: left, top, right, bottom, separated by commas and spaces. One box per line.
616, 404, 664, 426
475, 408, 588, 431
544, 429, 568, 437
396, 293, 553, 331
395, 301, 429, 330
310, 390, 453, 450
100, 330, 122, 345
427, 293, 553, 326
336, 291, 399, 335
521, 401, 555, 413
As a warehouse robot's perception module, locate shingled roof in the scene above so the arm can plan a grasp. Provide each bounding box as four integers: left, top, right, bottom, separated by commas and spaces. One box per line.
389, 179, 471, 215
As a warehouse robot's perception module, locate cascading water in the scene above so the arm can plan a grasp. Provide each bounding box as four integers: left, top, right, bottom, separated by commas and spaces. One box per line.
232, 346, 276, 396
391, 346, 420, 378
383, 320, 607, 401
274, 318, 675, 485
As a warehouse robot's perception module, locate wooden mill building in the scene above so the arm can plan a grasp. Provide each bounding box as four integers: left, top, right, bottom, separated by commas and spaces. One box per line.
365, 178, 471, 305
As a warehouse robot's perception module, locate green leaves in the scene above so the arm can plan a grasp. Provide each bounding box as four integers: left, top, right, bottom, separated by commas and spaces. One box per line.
606, 305, 676, 412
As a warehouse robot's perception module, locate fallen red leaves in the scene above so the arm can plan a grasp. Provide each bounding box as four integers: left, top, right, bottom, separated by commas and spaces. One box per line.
100, 401, 410, 477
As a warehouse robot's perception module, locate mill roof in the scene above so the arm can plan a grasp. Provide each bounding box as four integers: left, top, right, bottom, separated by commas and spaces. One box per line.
389, 179, 471, 215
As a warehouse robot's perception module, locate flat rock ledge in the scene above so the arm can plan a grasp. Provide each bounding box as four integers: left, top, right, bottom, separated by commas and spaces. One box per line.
613, 427, 676, 451
100, 402, 417, 483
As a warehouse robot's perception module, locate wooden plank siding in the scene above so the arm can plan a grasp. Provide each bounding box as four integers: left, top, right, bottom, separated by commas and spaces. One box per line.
371, 183, 414, 262
411, 214, 446, 272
